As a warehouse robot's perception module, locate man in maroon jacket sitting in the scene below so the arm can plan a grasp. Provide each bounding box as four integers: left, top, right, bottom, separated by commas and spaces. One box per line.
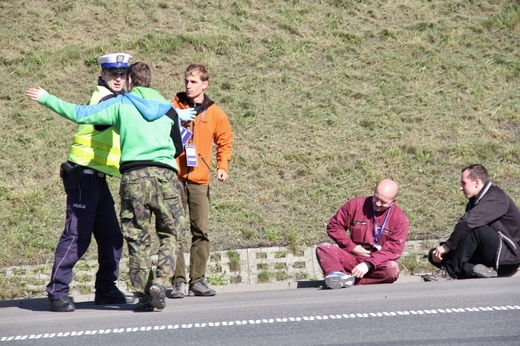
316, 179, 410, 288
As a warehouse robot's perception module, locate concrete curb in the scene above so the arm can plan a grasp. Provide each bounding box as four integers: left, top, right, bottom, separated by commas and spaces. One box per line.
3, 272, 518, 309
0, 242, 433, 307
0, 274, 425, 309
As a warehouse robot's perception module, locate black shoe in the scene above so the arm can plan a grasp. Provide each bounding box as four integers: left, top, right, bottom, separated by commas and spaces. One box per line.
49, 296, 75, 312
95, 288, 127, 305
188, 280, 216, 296
149, 283, 166, 310
133, 296, 154, 313
473, 264, 498, 278
421, 274, 436, 282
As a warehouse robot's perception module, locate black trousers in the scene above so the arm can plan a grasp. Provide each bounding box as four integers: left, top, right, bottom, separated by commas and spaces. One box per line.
46, 173, 123, 300
428, 226, 518, 279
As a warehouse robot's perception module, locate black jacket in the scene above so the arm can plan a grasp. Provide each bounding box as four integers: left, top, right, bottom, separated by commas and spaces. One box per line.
445, 181, 520, 266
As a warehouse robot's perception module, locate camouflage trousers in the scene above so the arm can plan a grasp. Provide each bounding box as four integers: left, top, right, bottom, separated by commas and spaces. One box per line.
120, 166, 186, 296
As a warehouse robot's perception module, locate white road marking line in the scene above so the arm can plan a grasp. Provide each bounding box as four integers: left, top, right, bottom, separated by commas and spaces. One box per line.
2, 305, 520, 342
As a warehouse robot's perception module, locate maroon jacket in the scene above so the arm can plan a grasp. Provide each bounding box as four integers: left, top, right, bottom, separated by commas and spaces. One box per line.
327, 196, 409, 269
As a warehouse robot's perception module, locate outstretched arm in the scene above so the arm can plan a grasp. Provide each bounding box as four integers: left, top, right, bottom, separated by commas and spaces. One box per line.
25, 87, 118, 126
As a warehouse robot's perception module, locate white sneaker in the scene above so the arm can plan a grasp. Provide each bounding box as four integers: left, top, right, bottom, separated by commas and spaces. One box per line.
324, 271, 356, 289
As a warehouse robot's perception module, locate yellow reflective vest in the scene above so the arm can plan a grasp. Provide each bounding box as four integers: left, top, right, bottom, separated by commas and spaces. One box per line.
67, 85, 121, 177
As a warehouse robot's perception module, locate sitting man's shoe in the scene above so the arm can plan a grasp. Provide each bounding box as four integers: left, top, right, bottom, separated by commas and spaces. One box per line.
421, 268, 456, 282
149, 283, 166, 310
188, 280, 216, 296
49, 296, 75, 312
324, 271, 356, 289
421, 274, 438, 282
94, 287, 127, 305
133, 296, 154, 313
473, 264, 498, 278
167, 282, 186, 299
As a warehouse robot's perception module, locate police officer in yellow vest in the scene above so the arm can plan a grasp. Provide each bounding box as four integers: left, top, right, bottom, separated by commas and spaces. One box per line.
47, 53, 132, 312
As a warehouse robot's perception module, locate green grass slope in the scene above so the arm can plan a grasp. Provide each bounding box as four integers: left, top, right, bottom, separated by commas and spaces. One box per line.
1, 0, 519, 269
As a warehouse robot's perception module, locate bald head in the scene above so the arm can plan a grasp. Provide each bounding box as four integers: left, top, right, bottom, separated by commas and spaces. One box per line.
375, 179, 399, 198
372, 179, 399, 212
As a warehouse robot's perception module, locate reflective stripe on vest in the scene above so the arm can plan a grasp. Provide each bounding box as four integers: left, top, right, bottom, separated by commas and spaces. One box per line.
68, 125, 121, 177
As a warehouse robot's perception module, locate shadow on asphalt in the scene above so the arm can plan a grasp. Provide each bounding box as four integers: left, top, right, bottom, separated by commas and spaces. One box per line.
18, 301, 136, 312
297, 280, 325, 289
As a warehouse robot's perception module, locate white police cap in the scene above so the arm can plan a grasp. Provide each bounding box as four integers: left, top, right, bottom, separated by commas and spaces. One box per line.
97, 53, 132, 72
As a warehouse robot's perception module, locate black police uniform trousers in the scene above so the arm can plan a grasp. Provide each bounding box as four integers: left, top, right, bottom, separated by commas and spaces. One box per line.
46, 170, 123, 301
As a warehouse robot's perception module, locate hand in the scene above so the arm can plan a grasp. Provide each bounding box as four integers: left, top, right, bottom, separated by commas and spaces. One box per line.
176, 108, 196, 122
351, 245, 372, 257
432, 244, 448, 263
25, 87, 47, 102
351, 262, 369, 279
217, 168, 228, 182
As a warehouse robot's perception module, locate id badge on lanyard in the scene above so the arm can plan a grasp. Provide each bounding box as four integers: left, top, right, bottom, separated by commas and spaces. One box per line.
373, 206, 391, 251
186, 144, 198, 167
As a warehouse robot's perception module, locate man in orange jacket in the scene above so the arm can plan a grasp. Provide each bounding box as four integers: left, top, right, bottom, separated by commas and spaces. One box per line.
168, 64, 233, 298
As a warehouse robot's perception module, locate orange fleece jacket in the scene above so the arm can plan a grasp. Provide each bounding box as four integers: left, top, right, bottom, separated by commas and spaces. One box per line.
172, 92, 233, 185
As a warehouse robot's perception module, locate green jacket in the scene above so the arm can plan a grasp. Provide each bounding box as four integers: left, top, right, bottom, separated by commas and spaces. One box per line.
39, 86, 179, 173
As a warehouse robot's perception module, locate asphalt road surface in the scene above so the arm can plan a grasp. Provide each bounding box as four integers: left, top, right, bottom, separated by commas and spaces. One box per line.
1, 277, 519, 345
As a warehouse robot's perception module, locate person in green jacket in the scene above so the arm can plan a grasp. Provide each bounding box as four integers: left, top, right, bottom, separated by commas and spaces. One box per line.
26, 62, 195, 313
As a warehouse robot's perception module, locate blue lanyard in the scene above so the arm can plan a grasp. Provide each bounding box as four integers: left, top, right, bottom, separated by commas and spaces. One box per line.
373, 206, 391, 245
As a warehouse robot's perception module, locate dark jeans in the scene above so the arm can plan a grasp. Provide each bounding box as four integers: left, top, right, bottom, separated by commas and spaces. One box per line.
428, 226, 519, 279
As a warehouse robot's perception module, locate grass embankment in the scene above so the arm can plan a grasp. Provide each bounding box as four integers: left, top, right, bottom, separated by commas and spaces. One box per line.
0, 1, 519, 295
